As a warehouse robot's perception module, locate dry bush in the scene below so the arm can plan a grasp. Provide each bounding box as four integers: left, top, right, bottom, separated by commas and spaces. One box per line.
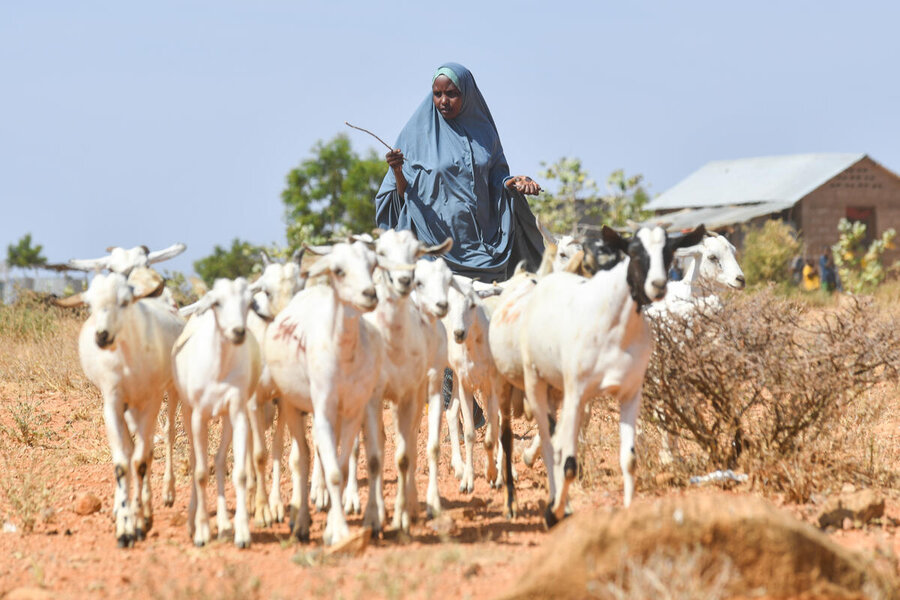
642, 287, 900, 501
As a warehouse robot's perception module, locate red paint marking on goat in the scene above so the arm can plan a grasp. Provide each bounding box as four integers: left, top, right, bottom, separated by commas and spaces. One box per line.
273, 319, 306, 357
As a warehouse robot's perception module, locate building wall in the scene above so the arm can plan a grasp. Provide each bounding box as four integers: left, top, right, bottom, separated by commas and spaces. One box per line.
797, 157, 900, 262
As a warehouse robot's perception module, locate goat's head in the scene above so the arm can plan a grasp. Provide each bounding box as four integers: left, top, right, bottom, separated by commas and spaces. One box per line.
303, 241, 378, 311
68, 243, 186, 275
374, 230, 452, 297
189, 278, 254, 344
601, 224, 707, 309
689, 233, 746, 290
56, 268, 164, 349
413, 257, 457, 319
250, 248, 306, 316
446, 276, 479, 343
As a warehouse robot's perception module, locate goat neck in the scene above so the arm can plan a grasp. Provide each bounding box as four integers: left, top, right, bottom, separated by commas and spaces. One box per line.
323, 284, 364, 363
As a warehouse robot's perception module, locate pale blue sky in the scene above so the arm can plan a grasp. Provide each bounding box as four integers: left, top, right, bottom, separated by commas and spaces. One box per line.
3, 1, 899, 276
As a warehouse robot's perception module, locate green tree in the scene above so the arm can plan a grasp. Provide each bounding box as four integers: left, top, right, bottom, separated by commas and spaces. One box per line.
193, 238, 262, 287
531, 158, 651, 233
832, 218, 897, 293
6, 233, 47, 270
739, 220, 801, 286
532, 157, 600, 234
282, 134, 388, 248
603, 169, 651, 228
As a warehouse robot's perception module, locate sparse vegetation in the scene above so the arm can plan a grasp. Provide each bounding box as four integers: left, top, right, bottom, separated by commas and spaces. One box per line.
641, 287, 900, 501
0, 438, 58, 533
739, 220, 801, 286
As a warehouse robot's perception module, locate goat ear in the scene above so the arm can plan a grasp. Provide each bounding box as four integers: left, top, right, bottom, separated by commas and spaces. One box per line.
259, 249, 272, 267
148, 242, 187, 264
249, 278, 263, 294
450, 275, 470, 296
562, 250, 586, 274
291, 247, 305, 266
303, 243, 333, 256
670, 225, 707, 252
250, 298, 274, 322
53, 293, 85, 308
420, 237, 453, 257
128, 267, 165, 299
536, 243, 557, 277
349, 233, 376, 248
302, 256, 331, 279
535, 217, 557, 247
371, 227, 385, 238
67, 256, 111, 272
600, 226, 629, 254
512, 260, 530, 277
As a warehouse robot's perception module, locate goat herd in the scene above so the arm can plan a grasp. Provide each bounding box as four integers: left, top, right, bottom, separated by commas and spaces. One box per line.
54, 222, 745, 550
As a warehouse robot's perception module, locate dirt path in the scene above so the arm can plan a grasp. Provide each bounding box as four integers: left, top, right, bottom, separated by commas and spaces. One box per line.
1, 395, 898, 600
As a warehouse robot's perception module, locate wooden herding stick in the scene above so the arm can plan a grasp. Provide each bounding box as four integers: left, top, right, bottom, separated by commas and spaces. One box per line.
344, 121, 394, 152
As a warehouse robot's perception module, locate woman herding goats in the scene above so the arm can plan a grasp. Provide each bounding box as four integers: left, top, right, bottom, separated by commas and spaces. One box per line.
375, 62, 545, 281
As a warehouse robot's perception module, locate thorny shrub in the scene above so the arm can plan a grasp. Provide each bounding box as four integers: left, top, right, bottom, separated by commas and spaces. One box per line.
642, 287, 900, 501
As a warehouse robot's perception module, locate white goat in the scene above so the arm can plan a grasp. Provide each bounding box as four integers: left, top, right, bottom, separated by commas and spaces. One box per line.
172, 278, 260, 548
492, 225, 706, 527
643, 232, 745, 464
244, 249, 307, 527
66, 241, 187, 503
57, 268, 183, 547
443, 276, 506, 494
264, 240, 382, 545
410, 256, 456, 523
342, 231, 453, 536
644, 232, 745, 320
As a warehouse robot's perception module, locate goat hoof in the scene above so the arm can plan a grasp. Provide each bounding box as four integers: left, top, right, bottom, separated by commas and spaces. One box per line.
164, 495, 175, 508
236, 540, 250, 550
194, 539, 207, 548
134, 528, 146, 542
117, 534, 134, 548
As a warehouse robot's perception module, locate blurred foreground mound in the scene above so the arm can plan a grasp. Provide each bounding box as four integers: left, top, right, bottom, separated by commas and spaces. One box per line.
501, 493, 897, 600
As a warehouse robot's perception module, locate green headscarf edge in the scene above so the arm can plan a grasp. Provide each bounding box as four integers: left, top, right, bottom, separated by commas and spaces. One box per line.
432, 66, 461, 89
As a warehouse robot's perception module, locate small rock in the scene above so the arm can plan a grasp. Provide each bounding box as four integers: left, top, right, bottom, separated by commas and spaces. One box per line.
842, 517, 853, 530
73, 492, 101, 516
841, 483, 856, 494
817, 489, 885, 529
3, 521, 17, 533
463, 563, 482, 578
326, 527, 371, 558
655, 472, 676, 487
5, 587, 55, 600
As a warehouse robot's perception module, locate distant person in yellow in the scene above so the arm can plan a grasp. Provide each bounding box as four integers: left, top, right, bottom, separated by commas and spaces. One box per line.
802, 258, 819, 291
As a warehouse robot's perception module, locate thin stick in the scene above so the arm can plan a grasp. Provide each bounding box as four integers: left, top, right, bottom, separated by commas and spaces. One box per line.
344, 121, 394, 152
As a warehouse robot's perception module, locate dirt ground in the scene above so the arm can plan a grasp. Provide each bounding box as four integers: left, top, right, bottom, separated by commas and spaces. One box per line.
1, 386, 899, 599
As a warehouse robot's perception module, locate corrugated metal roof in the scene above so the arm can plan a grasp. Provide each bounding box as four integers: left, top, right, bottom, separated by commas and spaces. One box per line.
646, 153, 866, 210
640, 201, 794, 232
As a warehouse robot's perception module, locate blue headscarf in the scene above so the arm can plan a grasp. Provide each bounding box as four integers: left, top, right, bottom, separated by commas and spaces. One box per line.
375, 62, 544, 280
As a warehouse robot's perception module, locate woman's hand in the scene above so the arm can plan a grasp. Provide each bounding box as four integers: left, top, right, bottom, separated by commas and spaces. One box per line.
506, 175, 542, 196
386, 149, 408, 197
386, 149, 405, 170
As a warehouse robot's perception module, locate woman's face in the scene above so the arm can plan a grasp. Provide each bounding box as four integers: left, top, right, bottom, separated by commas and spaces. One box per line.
432, 75, 463, 120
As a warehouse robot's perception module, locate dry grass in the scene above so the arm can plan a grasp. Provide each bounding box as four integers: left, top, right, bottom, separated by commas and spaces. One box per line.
639, 286, 900, 502
594, 546, 737, 600
0, 292, 95, 397
0, 437, 60, 533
